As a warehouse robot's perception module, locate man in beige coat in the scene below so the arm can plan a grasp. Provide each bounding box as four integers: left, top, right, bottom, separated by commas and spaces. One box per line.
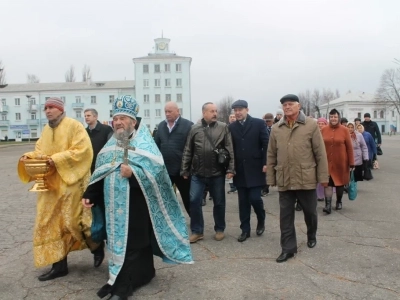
267, 94, 329, 263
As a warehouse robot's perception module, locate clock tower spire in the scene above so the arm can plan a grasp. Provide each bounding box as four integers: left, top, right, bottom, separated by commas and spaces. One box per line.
154, 36, 170, 54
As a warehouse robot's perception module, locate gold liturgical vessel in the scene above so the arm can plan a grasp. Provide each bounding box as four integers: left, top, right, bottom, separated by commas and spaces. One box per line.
23, 159, 53, 192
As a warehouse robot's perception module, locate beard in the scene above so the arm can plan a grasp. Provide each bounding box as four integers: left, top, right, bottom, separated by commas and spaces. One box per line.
113, 123, 135, 141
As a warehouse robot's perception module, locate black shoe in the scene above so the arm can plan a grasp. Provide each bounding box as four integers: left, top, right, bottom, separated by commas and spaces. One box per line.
336, 201, 342, 210
38, 258, 68, 281
237, 232, 250, 242
108, 295, 128, 300
202, 198, 206, 206
323, 198, 332, 214
93, 241, 105, 268
256, 224, 265, 236
276, 252, 294, 263
295, 202, 302, 211
317, 198, 324, 201
307, 240, 317, 248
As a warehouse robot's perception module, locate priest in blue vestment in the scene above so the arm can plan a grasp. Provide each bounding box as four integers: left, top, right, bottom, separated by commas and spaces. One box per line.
82, 95, 193, 300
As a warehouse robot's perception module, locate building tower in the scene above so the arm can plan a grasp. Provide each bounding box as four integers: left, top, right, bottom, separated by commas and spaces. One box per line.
133, 37, 192, 130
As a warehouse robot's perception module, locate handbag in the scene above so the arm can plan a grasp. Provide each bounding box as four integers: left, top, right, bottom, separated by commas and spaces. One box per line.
203, 128, 230, 168
348, 170, 358, 201
377, 146, 383, 156
363, 161, 373, 180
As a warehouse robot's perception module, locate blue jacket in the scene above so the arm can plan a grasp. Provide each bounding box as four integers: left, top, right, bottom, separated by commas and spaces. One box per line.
229, 115, 269, 188
361, 131, 377, 160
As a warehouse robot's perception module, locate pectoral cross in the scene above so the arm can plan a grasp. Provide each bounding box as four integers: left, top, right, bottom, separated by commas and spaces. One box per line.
113, 138, 135, 166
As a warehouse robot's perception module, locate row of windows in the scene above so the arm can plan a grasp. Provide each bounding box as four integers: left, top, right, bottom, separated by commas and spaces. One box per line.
143, 93, 182, 103
143, 78, 182, 88
1, 95, 118, 106
1, 113, 37, 121
143, 63, 181, 74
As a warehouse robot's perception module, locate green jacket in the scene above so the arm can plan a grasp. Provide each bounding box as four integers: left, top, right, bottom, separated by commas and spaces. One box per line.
267, 111, 329, 191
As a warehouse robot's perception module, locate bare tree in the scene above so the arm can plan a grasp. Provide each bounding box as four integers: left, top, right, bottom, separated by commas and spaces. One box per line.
65, 65, 76, 82
321, 88, 335, 117
311, 89, 321, 117
335, 89, 341, 99
82, 64, 92, 82
216, 96, 235, 124
298, 89, 312, 116
27, 74, 40, 83
0, 60, 6, 85
376, 68, 400, 115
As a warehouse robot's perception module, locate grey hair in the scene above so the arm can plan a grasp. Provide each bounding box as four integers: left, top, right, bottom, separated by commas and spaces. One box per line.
202, 102, 214, 112
84, 108, 98, 117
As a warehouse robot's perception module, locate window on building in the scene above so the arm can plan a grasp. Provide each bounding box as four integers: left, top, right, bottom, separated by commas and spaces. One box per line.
373, 111, 377, 119
380, 110, 384, 119
155, 79, 160, 87
2, 115, 7, 121
45, 97, 50, 101
143, 79, 149, 87
357, 112, 361, 118
144, 94, 150, 103
76, 96, 81, 103
166, 94, 171, 102
176, 79, 182, 87
177, 93, 182, 102
165, 78, 171, 87
15, 113, 21, 120
155, 109, 161, 117
60, 96, 66, 103
176, 64, 182, 72
109, 110, 113, 118
179, 108, 183, 115
165, 64, 170, 72
76, 112, 82, 118
144, 109, 150, 118
31, 129, 37, 138
109, 95, 114, 103
143, 64, 149, 73
91, 96, 96, 104
31, 113, 36, 120
154, 64, 160, 73
15, 98, 20, 106
392, 110, 395, 117
1, 99, 6, 105
155, 94, 161, 103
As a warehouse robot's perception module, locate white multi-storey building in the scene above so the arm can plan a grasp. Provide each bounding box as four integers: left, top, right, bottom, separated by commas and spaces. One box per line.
133, 37, 192, 131
319, 91, 399, 134
0, 81, 134, 140
0, 36, 192, 140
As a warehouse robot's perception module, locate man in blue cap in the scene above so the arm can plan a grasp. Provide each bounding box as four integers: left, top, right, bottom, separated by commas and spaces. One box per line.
229, 99, 269, 242
267, 94, 328, 263
82, 96, 193, 299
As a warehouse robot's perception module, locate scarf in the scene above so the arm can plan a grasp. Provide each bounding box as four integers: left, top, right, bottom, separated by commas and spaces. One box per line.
48, 112, 66, 128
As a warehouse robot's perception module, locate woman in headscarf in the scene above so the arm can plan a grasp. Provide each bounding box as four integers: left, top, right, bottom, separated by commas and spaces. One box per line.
356, 124, 377, 170
321, 109, 354, 213
347, 122, 369, 182
316, 118, 328, 201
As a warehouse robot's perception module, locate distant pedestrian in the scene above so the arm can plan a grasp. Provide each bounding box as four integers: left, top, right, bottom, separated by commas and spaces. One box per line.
181, 102, 235, 243
267, 94, 328, 263
357, 124, 377, 169
227, 113, 237, 194
230, 100, 269, 242
340, 117, 348, 126
347, 122, 369, 182
321, 109, 354, 213
274, 109, 283, 124
361, 113, 382, 146
154, 101, 193, 215
262, 113, 275, 196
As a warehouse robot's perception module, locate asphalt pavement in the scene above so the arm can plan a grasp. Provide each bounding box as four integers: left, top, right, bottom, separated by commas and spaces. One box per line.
0, 135, 399, 300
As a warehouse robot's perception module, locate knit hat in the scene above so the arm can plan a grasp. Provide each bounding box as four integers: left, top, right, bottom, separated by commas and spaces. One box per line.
45, 97, 64, 112
276, 109, 283, 115
317, 117, 328, 125
263, 113, 274, 121
364, 113, 371, 118
113, 95, 139, 120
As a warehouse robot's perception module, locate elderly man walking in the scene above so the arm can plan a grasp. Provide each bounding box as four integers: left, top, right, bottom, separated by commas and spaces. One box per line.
267, 94, 329, 263
154, 101, 193, 215
229, 100, 269, 242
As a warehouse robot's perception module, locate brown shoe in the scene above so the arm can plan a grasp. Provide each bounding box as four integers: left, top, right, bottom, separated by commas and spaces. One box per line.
189, 234, 204, 243
214, 232, 225, 241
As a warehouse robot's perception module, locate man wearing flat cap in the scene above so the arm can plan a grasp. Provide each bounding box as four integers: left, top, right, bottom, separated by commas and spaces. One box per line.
267, 94, 329, 262
229, 99, 269, 242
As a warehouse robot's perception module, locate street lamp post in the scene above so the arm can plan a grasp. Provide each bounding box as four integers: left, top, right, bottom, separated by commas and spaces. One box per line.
26, 95, 32, 143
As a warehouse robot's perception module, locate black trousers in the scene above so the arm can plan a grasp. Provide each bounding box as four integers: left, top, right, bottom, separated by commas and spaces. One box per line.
279, 189, 317, 253
238, 186, 266, 233
170, 175, 191, 216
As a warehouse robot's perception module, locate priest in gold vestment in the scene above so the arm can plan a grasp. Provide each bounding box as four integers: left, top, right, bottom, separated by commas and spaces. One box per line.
18, 97, 101, 281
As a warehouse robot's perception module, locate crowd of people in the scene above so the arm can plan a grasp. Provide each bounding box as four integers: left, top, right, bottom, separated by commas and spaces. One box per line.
17, 94, 382, 299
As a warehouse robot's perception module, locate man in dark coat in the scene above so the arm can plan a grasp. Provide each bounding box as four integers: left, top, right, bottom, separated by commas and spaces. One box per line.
155, 102, 193, 215
229, 100, 269, 242
84, 108, 113, 268
361, 113, 382, 146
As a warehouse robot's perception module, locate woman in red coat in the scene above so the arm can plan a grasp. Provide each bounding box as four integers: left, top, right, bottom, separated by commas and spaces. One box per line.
321, 109, 355, 214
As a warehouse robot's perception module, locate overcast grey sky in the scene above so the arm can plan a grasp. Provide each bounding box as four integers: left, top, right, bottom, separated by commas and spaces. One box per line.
1, 0, 399, 120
